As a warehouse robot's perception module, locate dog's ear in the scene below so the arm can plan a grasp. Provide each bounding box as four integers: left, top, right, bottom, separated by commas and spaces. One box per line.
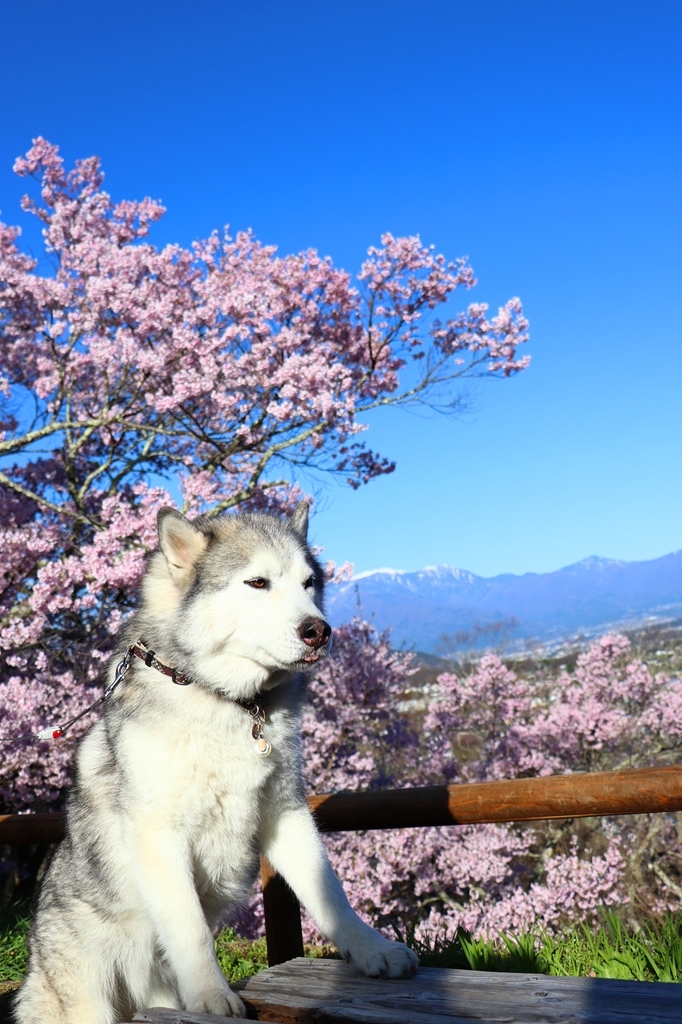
289, 501, 309, 541
157, 508, 208, 585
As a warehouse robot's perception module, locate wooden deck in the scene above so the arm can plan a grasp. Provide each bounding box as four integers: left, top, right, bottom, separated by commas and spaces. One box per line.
126, 957, 682, 1024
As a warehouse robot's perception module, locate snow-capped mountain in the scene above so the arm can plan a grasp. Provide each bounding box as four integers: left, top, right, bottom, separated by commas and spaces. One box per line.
325, 551, 682, 653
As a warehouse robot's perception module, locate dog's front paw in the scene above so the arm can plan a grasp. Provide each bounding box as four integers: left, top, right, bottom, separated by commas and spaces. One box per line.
186, 981, 247, 1017
345, 933, 418, 979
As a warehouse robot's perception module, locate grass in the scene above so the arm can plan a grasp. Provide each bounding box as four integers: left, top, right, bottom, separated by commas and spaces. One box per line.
398, 909, 682, 982
214, 927, 339, 983
538, 911, 682, 982
214, 927, 270, 982
2, 906, 682, 994
0, 907, 29, 994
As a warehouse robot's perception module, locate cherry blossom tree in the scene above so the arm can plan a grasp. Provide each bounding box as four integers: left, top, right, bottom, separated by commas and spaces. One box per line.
0, 138, 529, 817
229, 625, 682, 944
301, 633, 682, 943
2, 140, 679, 945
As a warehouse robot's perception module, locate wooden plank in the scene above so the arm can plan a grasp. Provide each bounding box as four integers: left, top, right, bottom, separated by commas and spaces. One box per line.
238, 957, 682, 1023
130, 1011, 257, 1023
3, 767, 682, 846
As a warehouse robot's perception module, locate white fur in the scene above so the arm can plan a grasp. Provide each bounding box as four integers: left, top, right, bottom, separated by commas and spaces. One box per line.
15, 508, 417, 1024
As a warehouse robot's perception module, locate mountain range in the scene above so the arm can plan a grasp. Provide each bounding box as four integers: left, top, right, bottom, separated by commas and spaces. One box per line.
325, 551, 682, 654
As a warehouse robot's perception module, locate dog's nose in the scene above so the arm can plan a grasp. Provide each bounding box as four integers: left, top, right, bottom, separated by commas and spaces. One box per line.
298, 617, 332, 649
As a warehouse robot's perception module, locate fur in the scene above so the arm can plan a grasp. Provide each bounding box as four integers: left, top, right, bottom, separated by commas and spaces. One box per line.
15, 503, 417, 1023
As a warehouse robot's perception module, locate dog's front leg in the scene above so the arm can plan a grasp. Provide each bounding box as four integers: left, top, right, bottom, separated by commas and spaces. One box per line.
130, 827, 246, 1017
261, 805, 418, 977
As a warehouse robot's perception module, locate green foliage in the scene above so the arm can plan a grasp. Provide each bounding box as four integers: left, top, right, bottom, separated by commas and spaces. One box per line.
537, 910, 682, 982
213, 927, 269, 982
401, 909, 682, 983
213, 927, 339, 983
463, 931, 543, 973
392, 921, 470, 969
395, 921, 544, 972
0, 907, 29, 987
638, 914, 682, 983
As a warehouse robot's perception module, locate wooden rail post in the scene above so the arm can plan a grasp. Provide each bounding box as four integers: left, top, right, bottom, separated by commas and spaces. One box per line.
259, 854, 304, 966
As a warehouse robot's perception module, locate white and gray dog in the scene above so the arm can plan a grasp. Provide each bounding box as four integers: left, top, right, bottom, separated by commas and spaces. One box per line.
15, 503, 417, 1023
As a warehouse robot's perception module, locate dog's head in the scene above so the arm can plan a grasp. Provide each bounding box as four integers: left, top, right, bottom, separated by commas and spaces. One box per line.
141, 502, 331, 695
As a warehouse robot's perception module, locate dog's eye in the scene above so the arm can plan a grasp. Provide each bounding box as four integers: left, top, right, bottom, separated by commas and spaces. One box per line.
245, 578, 269, 590
303, 576, 314, 589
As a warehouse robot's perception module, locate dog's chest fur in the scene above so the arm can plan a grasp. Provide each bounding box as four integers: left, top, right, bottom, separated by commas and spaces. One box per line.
72, 668, 305, 906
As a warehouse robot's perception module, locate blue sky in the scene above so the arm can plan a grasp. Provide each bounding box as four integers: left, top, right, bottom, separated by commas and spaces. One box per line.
2, 1, 681, 577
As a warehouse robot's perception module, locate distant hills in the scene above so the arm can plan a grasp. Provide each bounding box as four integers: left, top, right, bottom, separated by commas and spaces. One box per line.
325, 551, 682, 654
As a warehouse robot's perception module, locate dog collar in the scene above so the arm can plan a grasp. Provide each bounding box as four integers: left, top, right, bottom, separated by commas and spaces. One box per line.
131, 641, 270, 709
132, 641, 273, 757
37, 639, 273, 757
130, 640, 191, 685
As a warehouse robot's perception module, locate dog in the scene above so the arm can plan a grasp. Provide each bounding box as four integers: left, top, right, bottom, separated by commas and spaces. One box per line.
15, 502, 417, 1023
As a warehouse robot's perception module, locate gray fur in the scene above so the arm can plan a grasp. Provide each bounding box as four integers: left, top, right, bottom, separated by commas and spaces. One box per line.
15, 503, 417, 1024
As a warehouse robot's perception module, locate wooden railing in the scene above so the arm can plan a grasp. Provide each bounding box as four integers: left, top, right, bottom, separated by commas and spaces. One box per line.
2, 766, 681, 966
